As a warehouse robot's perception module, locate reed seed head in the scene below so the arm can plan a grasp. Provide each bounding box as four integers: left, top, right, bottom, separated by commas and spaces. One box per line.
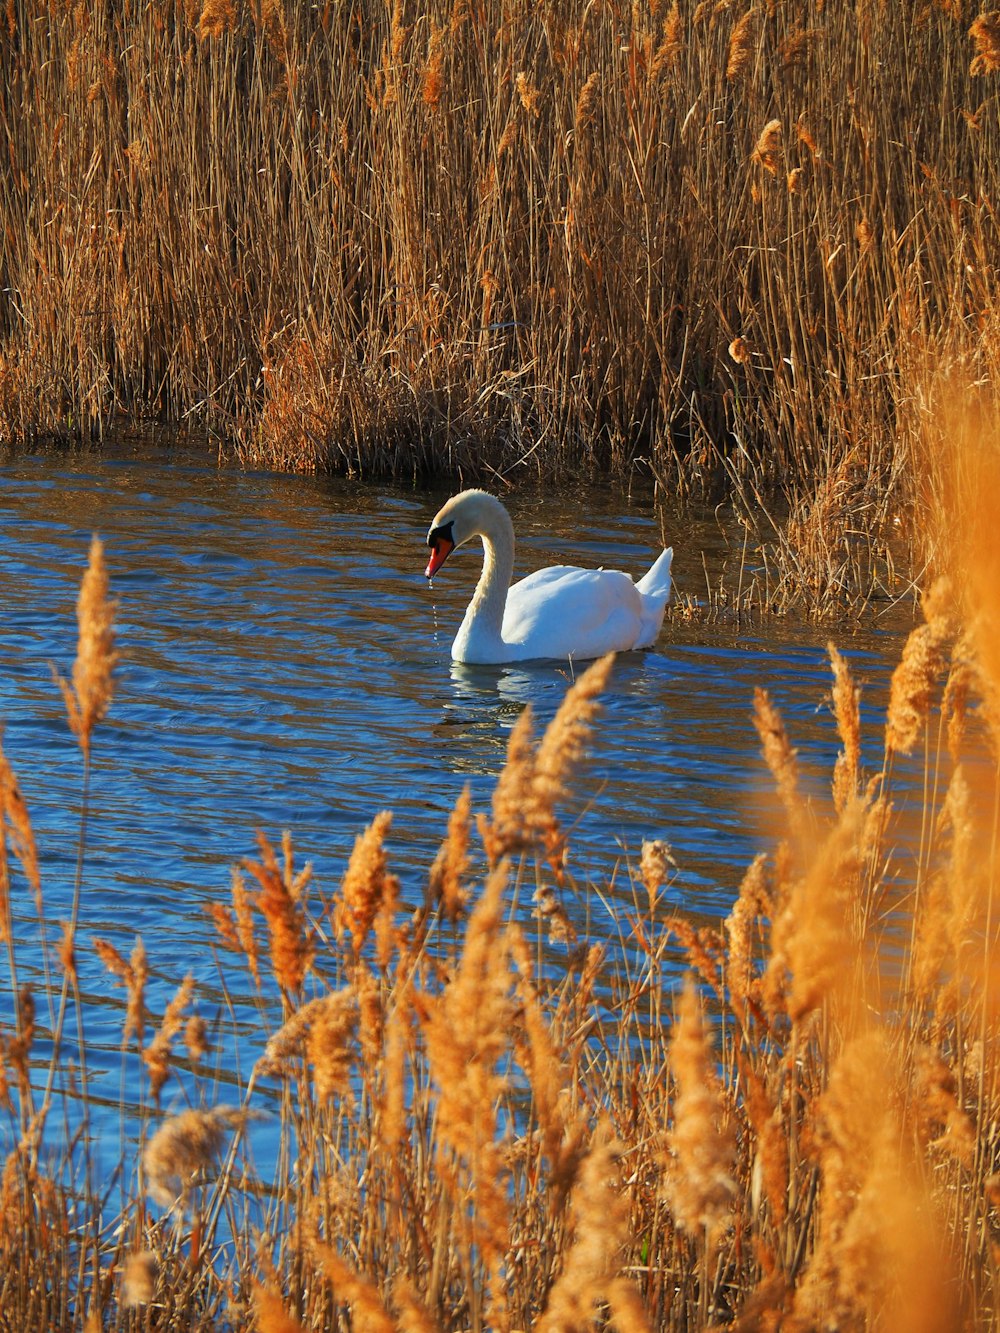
0, 740, 39, 911
251, 1282, 305, 1333
538, 1122, 646, 1330
429, 784, 471, 922
247, 830, 314, 995
58, 535, 117, 762
143, 1106, 238, 1208
885, 581, 951, 755
333, 811, 398, 960
306, 988, 358, 1103
574, 72, 600, 137
726, 9, 756, 81
515, 71, 541, 116
121, 1250, 158, 1307
663, 976, 736, 1238
828, 642, 861, 812
143, 973, 195, 1102
752, 118, 783, 176
970, 12, 1000, 74
650, 2, 684, 78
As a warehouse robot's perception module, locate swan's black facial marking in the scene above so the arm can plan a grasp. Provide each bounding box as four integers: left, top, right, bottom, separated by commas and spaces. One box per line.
425, 519, 456, 578
426, 519, 455, 550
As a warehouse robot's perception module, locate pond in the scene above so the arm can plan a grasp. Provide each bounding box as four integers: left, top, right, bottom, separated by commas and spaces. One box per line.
0, 442, 914, 1160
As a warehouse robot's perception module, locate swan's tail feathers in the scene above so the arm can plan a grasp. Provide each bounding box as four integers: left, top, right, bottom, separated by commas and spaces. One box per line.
634, 548, 673, 648
636, 547, 673, 600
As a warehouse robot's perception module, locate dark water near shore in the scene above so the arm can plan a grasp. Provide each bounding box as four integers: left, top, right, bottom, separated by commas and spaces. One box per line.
0, 443, 914, 1160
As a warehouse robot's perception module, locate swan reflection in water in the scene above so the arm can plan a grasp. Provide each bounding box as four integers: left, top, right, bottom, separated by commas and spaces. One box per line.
432, 659, 557, 775
434, 652, 659, 780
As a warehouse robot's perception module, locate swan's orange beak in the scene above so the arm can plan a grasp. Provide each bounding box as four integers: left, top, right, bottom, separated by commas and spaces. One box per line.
425, 536, 454, 578
426, 518, 456, 578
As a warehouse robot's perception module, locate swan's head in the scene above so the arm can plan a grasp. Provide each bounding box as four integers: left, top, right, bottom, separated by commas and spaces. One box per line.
425, 489, 505, 578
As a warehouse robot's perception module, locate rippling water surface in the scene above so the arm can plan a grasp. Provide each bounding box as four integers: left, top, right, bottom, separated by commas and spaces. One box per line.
0, 443, 914, 1151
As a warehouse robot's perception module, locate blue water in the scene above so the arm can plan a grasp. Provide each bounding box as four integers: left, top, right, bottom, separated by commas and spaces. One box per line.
0, 444, 912, 1162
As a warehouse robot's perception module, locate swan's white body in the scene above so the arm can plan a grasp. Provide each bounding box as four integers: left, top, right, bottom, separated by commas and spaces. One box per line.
425, 489, 673, 665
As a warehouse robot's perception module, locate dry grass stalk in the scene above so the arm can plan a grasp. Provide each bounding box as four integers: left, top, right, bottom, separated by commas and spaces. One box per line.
57, 536, 117, 762
143, 1106, 239, 1209
662, 976, 735, 1239
332, 811, 398, 959
247, 830, 314, 995
428, 785, 471, 922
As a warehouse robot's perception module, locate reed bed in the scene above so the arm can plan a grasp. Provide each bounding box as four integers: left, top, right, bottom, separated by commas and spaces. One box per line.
2, 0, 999, 596
1, 414, 1000, 1329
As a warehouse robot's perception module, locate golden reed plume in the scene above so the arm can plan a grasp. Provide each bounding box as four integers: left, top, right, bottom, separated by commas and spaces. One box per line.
57, 536, 117, 762
246, 830, 314, 996
663, 976, 735, 1239
332, 810, 399, 960
143, 1106, 241, 1209
970, 11, 1000, 74
726, 9, 756, 81
0, 739, 40, 915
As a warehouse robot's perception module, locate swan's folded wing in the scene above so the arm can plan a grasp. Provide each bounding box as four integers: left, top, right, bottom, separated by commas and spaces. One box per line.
502, 566, 643, 660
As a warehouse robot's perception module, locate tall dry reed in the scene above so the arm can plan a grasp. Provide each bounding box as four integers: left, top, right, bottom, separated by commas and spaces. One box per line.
1, 0, 999, 609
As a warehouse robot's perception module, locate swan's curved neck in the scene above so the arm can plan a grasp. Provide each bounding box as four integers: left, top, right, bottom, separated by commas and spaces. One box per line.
454, 501, 515, 655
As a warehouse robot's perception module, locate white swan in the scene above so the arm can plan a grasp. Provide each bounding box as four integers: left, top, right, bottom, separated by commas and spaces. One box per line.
424, 489, 673, 665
